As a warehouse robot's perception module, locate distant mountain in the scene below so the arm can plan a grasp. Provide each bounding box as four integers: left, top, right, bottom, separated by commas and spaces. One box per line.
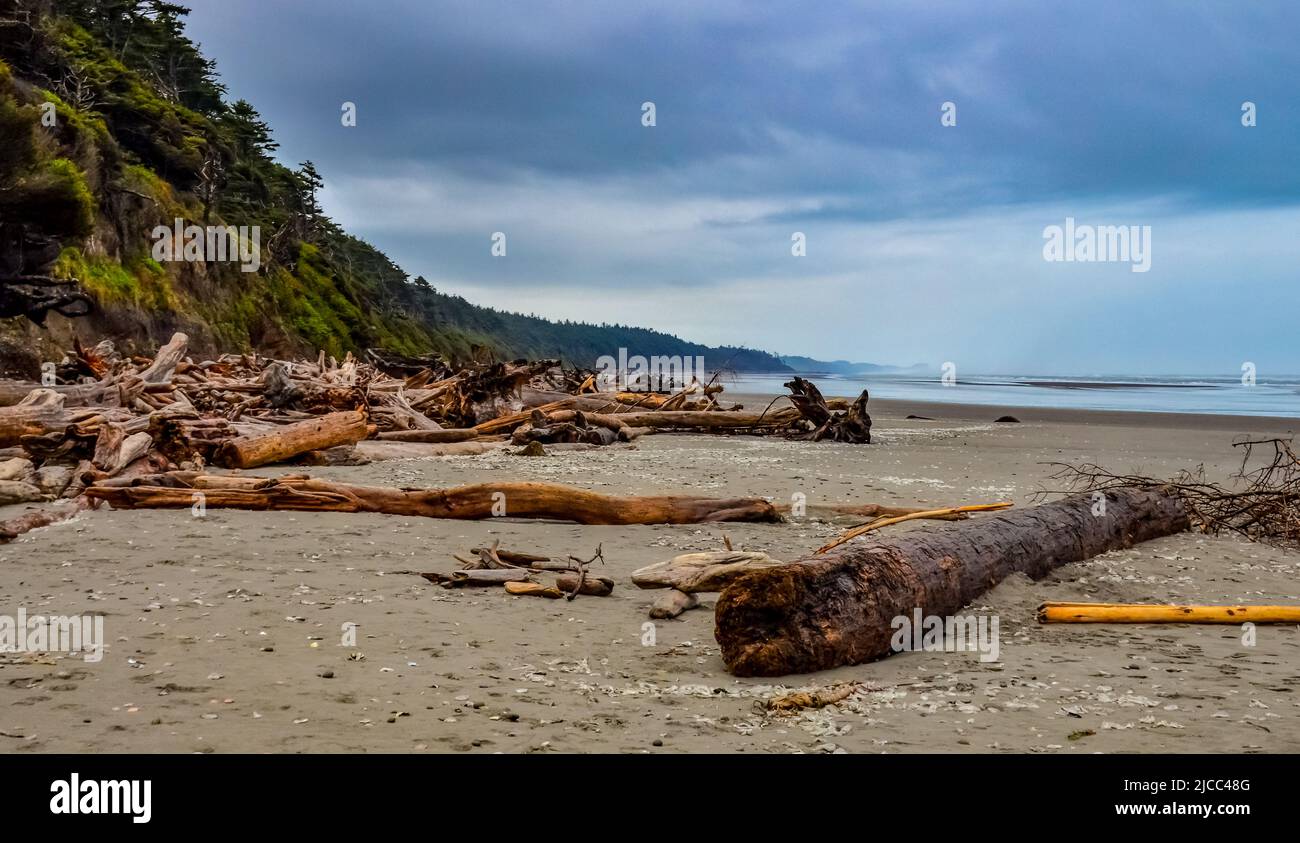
778, 356, 931, 376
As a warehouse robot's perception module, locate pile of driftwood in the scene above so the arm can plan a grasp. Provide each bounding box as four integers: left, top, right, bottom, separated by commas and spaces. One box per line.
0, 333, 872, 543
420, 541, 614, 600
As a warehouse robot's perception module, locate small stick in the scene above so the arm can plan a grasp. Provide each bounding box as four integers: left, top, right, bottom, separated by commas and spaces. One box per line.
815, 503, 1013, 554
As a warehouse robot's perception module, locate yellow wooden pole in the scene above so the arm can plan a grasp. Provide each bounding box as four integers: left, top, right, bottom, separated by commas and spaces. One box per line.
1037, 601, 1300, 624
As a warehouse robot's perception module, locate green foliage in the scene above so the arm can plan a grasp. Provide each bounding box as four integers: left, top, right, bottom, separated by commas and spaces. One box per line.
53, 246, 136, 302
0, 158, 96, 237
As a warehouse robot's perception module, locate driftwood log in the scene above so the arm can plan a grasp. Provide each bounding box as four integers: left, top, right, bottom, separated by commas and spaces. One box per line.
0, 389, 75, 446
632, 551, 786, 592
213, 410, 369, 468
714, 488, 1189, 676
85, 475, 782, 525
784, 377, 871, 443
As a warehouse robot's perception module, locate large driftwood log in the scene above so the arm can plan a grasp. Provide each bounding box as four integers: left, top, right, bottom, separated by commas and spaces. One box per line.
85, 475, 783, 525
714, 488, 1189, 676
213, 410, 368, 468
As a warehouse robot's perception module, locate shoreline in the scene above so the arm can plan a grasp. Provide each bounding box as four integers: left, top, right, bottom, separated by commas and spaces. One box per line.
736, 392, 1300, 433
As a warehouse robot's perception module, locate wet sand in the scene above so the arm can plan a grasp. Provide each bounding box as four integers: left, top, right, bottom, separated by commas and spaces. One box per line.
1, 396, 1297, 753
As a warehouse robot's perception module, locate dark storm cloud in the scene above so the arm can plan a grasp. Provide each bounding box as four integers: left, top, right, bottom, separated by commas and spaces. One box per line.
191, 0, 1298, 210
185, 0, 1300, 372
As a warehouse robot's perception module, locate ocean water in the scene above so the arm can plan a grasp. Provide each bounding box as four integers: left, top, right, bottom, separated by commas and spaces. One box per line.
724, 373, 1300, 418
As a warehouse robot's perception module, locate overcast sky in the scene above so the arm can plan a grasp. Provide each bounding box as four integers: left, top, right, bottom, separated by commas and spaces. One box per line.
186, 0, 1300, 374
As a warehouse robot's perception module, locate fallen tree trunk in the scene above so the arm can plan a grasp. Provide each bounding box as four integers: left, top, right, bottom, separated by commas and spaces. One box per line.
213, 410, 368, 468
85, 475, 783, 525
714, 488, 1189, 676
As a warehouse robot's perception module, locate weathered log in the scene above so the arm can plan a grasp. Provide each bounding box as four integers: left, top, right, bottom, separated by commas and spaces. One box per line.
213, 410, 368, 468
553, 573, 615, 596
85, 475, 783, 525
650, 589, 699, 619
632, 551, 786, 592
714, 488, 1189, 676
147, 410, 236, 465
91, 423, 126, 471
0, 499, 90, 541
784, 377, 871, 443
618, 426, 653, 442
0, 389, 69, 446
136, 332, 189, 384
544, 410, 627, 431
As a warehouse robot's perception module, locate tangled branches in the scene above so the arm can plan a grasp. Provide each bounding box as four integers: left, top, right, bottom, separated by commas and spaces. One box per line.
1046, 438, 1300, 549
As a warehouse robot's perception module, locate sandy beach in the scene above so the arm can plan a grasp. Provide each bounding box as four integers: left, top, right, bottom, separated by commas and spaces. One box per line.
1, 396, 1297, 754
